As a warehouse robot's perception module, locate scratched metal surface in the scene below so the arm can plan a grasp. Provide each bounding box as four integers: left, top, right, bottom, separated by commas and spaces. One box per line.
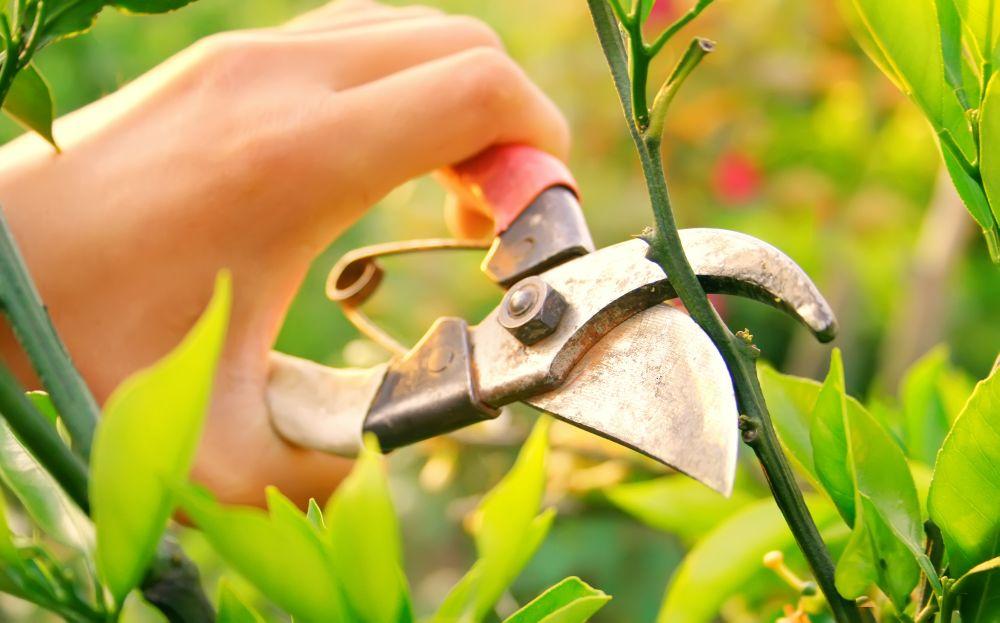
527, 304, 739, 495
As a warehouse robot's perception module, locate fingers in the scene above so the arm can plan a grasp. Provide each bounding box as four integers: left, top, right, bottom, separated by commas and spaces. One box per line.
327, 46, 570, 199
283, 0, 440, 34
287, 15, 505, 90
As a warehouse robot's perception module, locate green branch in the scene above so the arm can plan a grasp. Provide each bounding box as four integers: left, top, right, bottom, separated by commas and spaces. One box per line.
0, 362, 89, 511
0, 209, 99, 459
0, 4, 213, 619
585, 2, 862, 621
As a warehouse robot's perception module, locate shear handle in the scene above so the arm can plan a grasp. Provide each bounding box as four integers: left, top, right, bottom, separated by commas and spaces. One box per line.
440, 144, 579, 234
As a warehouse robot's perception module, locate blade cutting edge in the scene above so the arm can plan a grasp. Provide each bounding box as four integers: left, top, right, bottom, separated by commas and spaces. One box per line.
526, 304, 739, 495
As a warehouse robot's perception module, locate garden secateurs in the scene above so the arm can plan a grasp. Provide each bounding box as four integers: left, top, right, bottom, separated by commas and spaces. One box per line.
265, 145, 837, 496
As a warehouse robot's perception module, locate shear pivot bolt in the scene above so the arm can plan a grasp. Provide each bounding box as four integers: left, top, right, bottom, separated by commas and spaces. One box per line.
507, 287, 537, 316
499, 276, 566, 345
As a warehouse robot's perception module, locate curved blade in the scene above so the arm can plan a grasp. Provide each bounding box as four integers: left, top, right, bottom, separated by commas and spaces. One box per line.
679, 228, 837, 341
526, 304, 739, 495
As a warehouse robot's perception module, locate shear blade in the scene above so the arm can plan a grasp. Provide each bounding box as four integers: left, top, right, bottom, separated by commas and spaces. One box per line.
526, 303, 739, 495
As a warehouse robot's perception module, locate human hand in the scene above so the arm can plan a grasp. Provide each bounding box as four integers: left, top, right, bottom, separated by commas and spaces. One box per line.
0, 0, 568, 506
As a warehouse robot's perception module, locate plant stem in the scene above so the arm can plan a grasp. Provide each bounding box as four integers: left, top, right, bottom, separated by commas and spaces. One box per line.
0, 361, 89, 511
585, 2, 862, 621
915, 521, 946, 613
0, 208, 99, 459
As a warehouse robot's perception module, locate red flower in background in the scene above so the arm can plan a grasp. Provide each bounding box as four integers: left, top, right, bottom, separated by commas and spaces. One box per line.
712, 151, 761, 205
646, 0, 678, 28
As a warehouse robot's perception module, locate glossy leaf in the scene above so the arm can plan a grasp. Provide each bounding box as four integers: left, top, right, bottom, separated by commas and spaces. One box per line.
811, 350, 923, 608
900, 345, 974, 464
657, 495, 839, 623
24, 392, 57, 425
91, 272, 230, 604
112, 0, 199, 14
324, 435, 409, 623
503, 577, 610, 623
603, 476, 754, 542
306, 498, 324, 530
0, 491, 17, 563
39, 0, 202, 50
217, 580, 266, 623
0, 420, 92, 552
953, 554, 1000, 621
928, 365, 1000, 620
978, 73, 1000, 229
434, 418, 554, 623
952, 0, 1000, 64
847, 0, 973, 154
2, 65, 57, 149
937, 0, 972, 109
757, 364, 822, 486
38, 0, 107, 48
177, 485, 343, 621
943, 144, 1000, 258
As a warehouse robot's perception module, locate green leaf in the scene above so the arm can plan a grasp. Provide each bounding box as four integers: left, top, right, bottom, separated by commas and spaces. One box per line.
937, 0, 972, 110
434, 418, 554, 623
811, 350, 923, 608
977, 73, 1000, 234
24, 392, 58, 425
217, 580, 265, 623
38, 0, 198, 50
657, 495, 840, 623
847, 0, 975, 157
603, 476, 754, 543
952, 0, 1000, 64
2, 65, 57, 149
91, 272, 230, 604
953, 553, 1000, 621
38, 0, 107, 48
111, 0, 198, 14
503, 577, 610, 623
0, 491, 18, 563
757, 364, 823, 487
811, 351, 858, 523
324, 435, 408, 623
928, 365, 1000, 620
306, 498, 324, 530
0, 420, 93, 552
177, 484, 342, 621
942, 140, 1000, 258
900, 345, 975, 464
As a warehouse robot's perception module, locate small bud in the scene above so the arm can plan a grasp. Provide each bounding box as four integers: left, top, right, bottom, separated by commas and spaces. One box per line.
763, 550, 784, 569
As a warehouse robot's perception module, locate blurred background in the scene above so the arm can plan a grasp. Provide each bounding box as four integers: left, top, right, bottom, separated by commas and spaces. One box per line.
1, 0, 998, 621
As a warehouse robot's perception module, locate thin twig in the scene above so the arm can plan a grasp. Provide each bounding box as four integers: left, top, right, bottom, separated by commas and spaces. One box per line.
0, 208, 99, 459
585, 2, 862, 621
647, 0, 716, 57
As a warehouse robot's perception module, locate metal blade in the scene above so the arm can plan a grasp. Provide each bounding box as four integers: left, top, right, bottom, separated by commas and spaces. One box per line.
526, 303, 739, 495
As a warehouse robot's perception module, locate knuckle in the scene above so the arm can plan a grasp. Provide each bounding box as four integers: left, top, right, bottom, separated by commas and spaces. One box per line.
459, 47, 525, 110
443, 15, 504, 50
185, 32, 273, 90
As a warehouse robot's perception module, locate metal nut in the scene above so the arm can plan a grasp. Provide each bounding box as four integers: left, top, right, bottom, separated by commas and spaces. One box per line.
498, 276, 566, 344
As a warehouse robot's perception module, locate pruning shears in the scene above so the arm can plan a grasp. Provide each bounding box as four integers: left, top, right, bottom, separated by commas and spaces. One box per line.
265, 145, 836, 495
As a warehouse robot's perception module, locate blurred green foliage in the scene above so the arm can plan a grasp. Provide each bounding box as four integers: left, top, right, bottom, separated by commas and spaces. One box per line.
0, 0, 997, 621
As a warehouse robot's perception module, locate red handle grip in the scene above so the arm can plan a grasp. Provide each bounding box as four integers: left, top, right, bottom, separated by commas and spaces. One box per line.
440, 144, 578, 234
